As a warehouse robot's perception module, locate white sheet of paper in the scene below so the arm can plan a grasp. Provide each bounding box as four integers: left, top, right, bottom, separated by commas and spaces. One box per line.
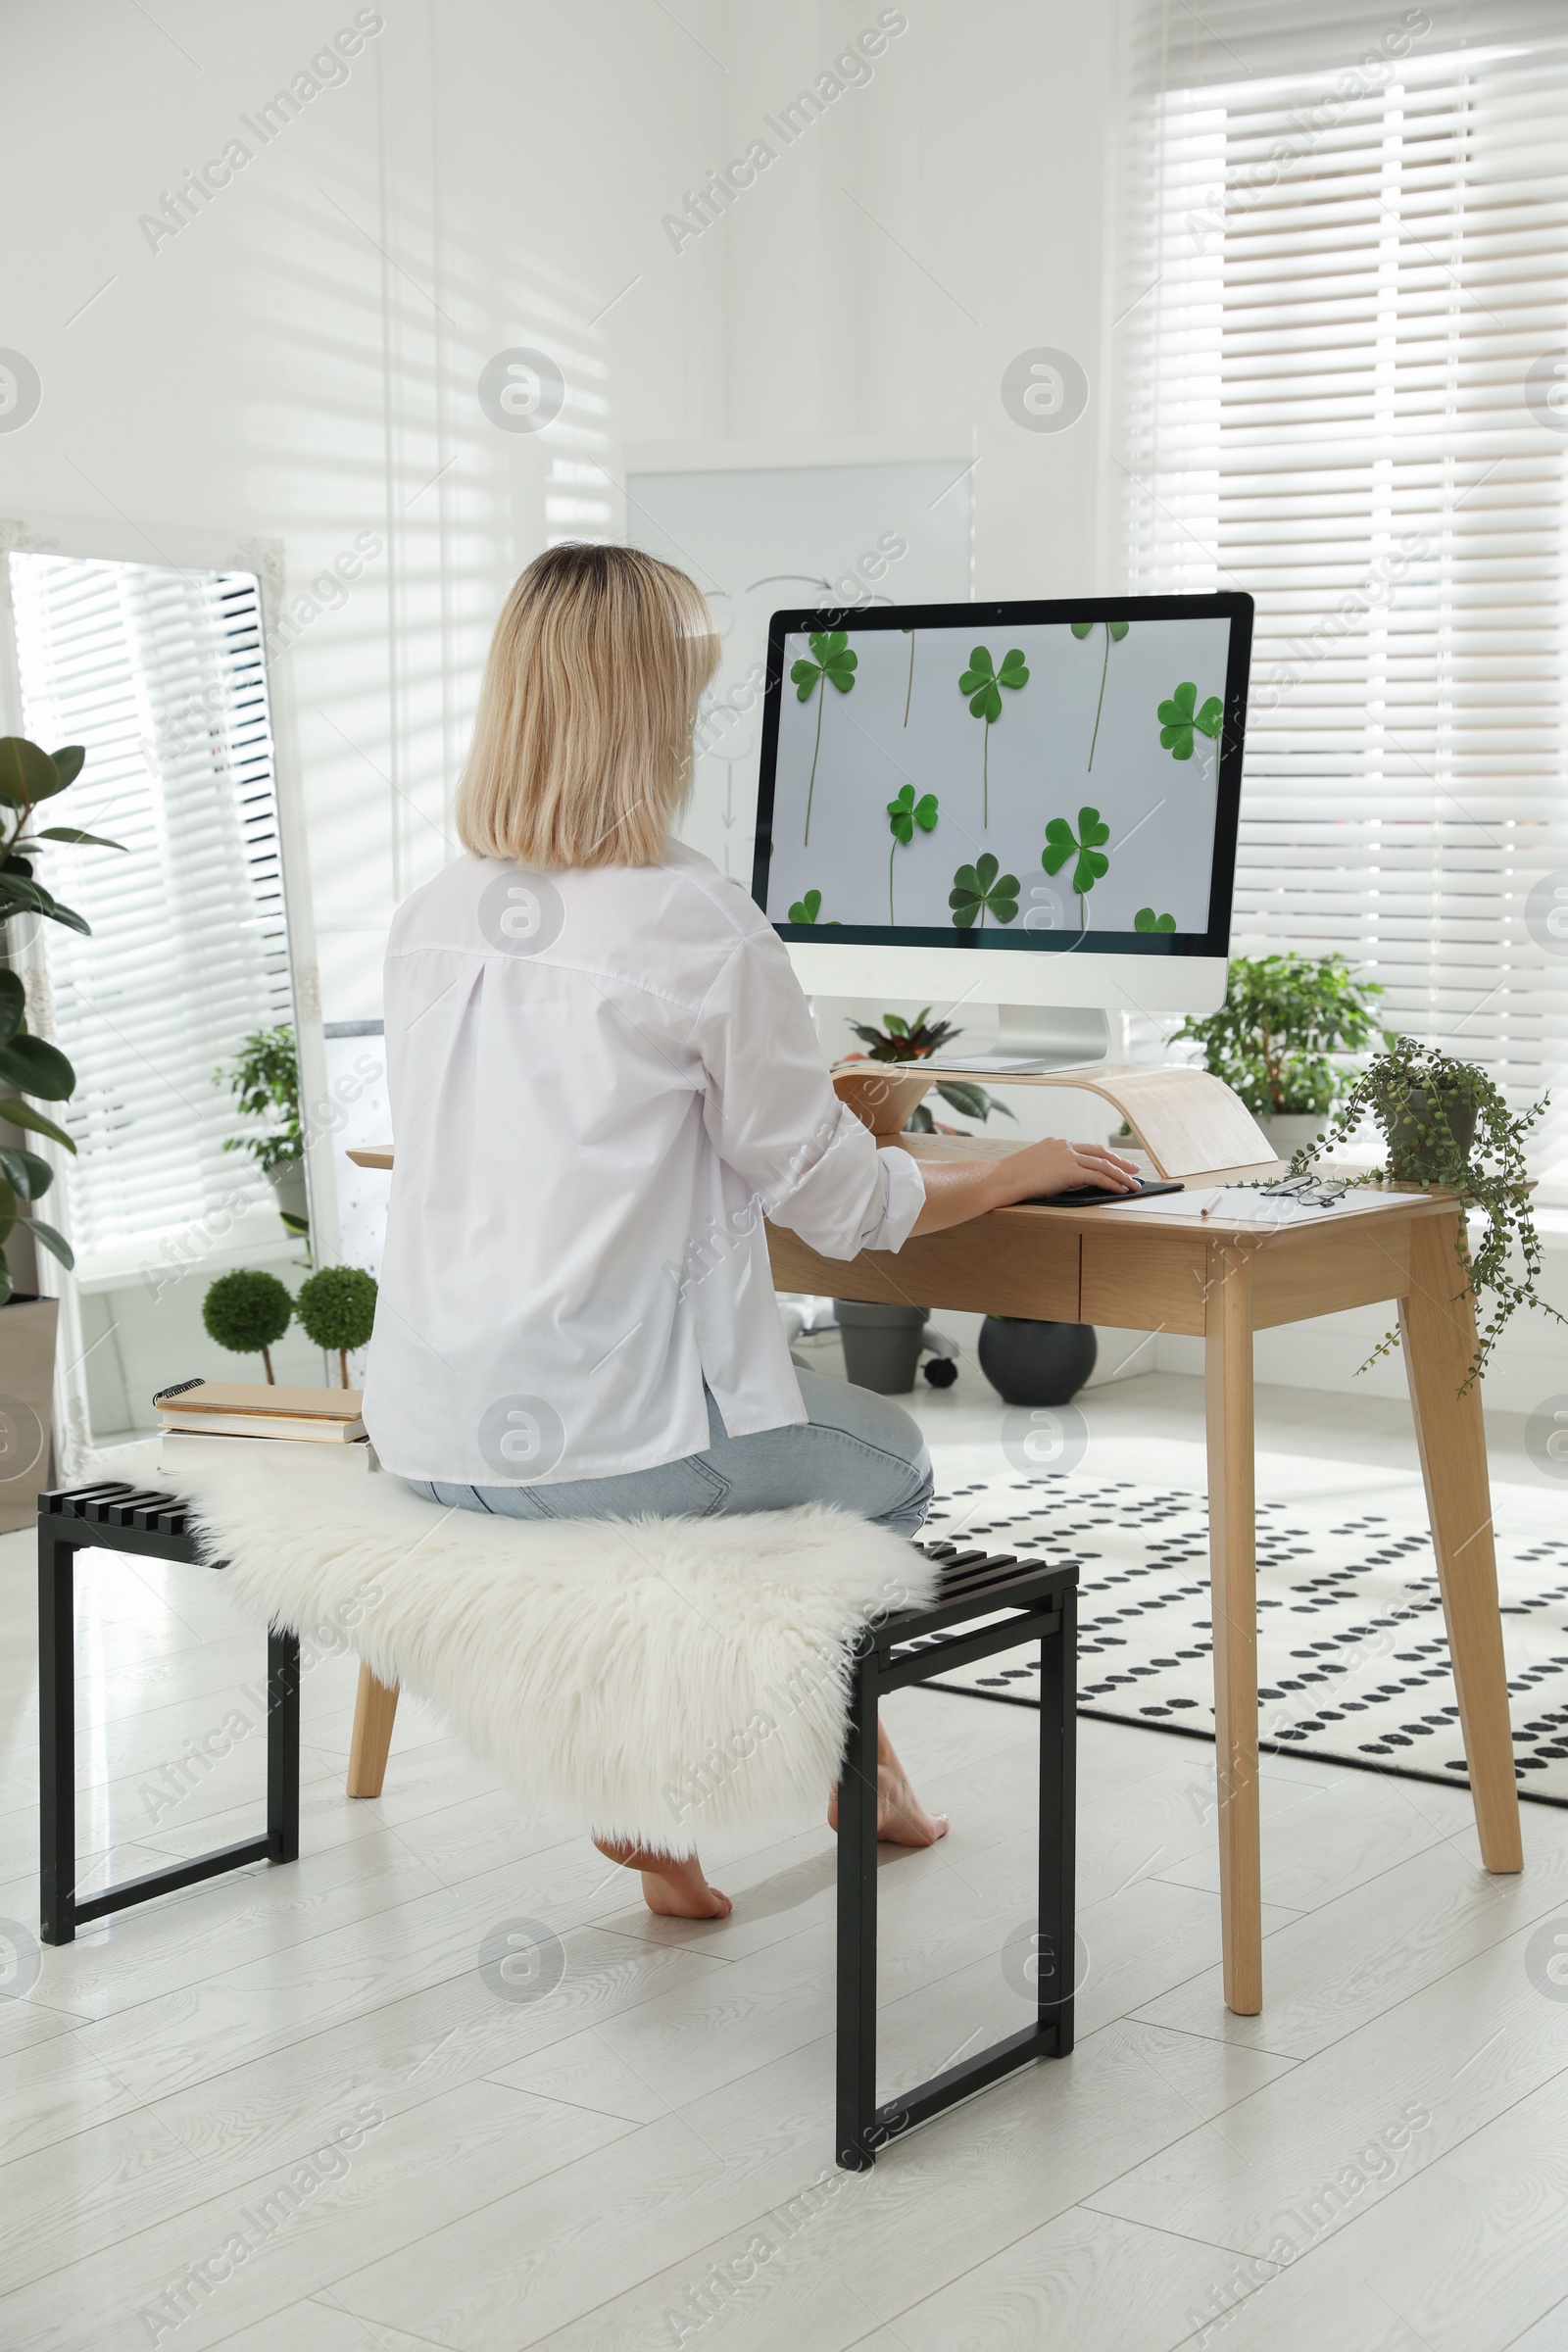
1115, 1185, 1414, 1226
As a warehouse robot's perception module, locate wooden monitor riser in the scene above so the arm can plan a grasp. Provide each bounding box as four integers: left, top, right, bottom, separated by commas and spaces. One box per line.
827, 1060, 1277, 1181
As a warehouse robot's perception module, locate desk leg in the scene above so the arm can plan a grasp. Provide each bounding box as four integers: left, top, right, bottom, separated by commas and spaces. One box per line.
347, 1663, 400, 1799
1205, 1243, 1262, 2015
1399, 1211, 1523, 1874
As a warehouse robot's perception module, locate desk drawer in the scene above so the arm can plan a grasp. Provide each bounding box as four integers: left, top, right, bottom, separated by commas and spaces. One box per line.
1080, 1225, 1208, 1337
766, 1220, 1081, 1322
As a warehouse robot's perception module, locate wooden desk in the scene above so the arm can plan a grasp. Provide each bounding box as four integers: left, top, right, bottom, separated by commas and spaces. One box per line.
766, 1132, 1524, 2015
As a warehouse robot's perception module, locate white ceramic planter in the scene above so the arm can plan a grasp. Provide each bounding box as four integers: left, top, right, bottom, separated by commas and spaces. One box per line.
1260, 1111, 1330, 1161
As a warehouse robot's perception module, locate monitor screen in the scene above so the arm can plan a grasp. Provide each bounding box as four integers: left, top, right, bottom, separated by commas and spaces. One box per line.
752, 593, 1252, 957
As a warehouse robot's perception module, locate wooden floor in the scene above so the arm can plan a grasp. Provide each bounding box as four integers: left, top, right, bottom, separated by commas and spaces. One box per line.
3, 1373, 1568, 2350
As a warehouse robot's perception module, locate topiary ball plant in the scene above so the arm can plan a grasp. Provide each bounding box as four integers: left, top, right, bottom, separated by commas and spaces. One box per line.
202, 1268, 293, 1385
295, 1264, 377, 1387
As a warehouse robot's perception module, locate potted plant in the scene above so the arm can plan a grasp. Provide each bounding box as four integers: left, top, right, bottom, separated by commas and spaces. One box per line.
215, 1024, 308, 1248
0, 737, 122, 1527
296, 1264, 377, 1387
202, 1268, 293, 1385
1302, 1035, 1565, 1393
1174, 952, 1392, 1157
840, 1006, 1017, 1137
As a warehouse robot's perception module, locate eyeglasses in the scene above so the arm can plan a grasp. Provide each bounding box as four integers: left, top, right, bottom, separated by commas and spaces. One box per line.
1258, 1174, 1351, 1208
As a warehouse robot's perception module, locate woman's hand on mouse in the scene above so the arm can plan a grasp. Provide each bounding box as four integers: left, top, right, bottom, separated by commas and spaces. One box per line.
1000, 1138, 1144, 1200
907, 1136, 1141, 1236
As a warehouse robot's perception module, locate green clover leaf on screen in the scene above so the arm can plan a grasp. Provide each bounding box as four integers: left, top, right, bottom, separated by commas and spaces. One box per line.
949, 851, 1020, 931
788, 889, 822, 924
1042, 806, 1111, 931
885, 785, 938, 921
788, 629, 858, 847
1069, 618, 1130, 770
886, 784, 938, 847
1134, 906, 1176, 933
956, 645, 1028, 825
1156, 679, 1223, 762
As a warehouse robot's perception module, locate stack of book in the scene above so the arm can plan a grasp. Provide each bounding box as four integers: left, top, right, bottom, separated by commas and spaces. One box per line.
154, 1381, 378, 1473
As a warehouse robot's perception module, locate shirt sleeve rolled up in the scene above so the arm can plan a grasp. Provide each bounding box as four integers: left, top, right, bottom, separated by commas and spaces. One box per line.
693, 919, 926, 1261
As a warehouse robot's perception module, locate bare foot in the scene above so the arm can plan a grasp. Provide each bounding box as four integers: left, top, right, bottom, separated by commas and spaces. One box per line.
829, 1766, 950, 1847
829, 1720, 949, 1846
594, 1837, 732, 1920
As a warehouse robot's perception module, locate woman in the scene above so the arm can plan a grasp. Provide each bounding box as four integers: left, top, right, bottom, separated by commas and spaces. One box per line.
363, 545, 1139, 1920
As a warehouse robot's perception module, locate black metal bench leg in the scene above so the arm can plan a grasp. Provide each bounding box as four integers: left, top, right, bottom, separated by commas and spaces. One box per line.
1039, 1585, 1077, 2053
268, 1629, 301, 1864
38, 1531, 76, 1946
836, 1635, 880, 2170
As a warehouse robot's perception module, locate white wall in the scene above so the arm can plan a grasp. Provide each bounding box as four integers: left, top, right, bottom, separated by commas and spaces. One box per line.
2, 0, 1117, 1025
10, 5, 1564, 1426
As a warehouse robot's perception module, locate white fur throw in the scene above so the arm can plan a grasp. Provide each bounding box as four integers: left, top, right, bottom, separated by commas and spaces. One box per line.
169, 1447, 936, 1855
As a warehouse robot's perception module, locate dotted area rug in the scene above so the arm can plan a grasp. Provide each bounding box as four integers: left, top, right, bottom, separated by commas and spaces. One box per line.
920, 1467, 1568, 1803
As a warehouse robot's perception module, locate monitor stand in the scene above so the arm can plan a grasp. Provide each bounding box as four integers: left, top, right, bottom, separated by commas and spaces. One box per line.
943, 1004, 1111, 1075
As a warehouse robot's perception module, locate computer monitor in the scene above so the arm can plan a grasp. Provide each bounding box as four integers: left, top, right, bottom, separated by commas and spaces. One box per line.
752, 592, 1252, 1063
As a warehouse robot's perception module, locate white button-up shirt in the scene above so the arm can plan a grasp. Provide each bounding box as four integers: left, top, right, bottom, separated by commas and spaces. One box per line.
362, 845, 926, 1486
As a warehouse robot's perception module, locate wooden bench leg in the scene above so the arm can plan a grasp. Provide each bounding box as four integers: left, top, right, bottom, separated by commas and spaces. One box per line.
347, 1661, 400, 1798
1399, 1211, 1523, 1874
1205, 1242, 1263, 2015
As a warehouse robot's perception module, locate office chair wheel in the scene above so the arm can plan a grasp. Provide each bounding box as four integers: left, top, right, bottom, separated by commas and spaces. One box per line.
922, 1355, 958, 1389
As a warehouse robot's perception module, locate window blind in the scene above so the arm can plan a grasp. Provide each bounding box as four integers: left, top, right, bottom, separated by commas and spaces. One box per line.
8, 554, 295, 1283
1118, 1, 1568, 1181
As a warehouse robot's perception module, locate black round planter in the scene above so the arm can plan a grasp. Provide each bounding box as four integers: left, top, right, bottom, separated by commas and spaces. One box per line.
977, 1317, 1097, 1406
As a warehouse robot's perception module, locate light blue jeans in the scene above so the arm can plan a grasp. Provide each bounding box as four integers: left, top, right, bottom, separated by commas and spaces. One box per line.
406, 1370, 933, 1537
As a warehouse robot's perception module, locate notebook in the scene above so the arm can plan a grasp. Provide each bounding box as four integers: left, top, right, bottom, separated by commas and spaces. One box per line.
154, 1380, 367, 1443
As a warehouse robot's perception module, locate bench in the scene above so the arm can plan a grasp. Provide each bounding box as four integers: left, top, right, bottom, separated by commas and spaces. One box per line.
36, 1482, 1076, 2169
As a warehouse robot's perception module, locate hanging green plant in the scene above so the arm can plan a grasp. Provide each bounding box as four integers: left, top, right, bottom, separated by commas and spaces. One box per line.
885, 785, 938, 921
1300, 1034, 1565, 1394
1134, 907, 1176, 933
901, 628, 915, 725
1069, 618, 1129, 769
1156, 680, 1224, 762
789, 631, 857, 847
957, 645, 1028, 824
1042, 806, 1111, 930
788, 889, 823, 924
949, 852, 1019, 931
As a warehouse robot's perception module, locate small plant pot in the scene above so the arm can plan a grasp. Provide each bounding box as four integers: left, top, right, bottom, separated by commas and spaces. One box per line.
266, 1158, 310, 1231
831, 1065, 935, 1140
1380, 1085, 1478, 1182
835, 1300, 928, 1394
1261, 1111, 1330, 1162
978, 1316, 1098, 1407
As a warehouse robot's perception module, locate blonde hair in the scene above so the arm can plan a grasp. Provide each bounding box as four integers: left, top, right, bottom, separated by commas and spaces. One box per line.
456, 544, 720, 868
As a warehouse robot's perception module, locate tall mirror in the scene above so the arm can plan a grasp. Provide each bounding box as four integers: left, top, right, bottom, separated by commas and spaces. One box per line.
4, 550, 319, 1480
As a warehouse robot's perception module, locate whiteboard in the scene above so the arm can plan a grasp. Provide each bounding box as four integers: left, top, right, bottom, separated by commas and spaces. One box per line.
625, 461, 973, 880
